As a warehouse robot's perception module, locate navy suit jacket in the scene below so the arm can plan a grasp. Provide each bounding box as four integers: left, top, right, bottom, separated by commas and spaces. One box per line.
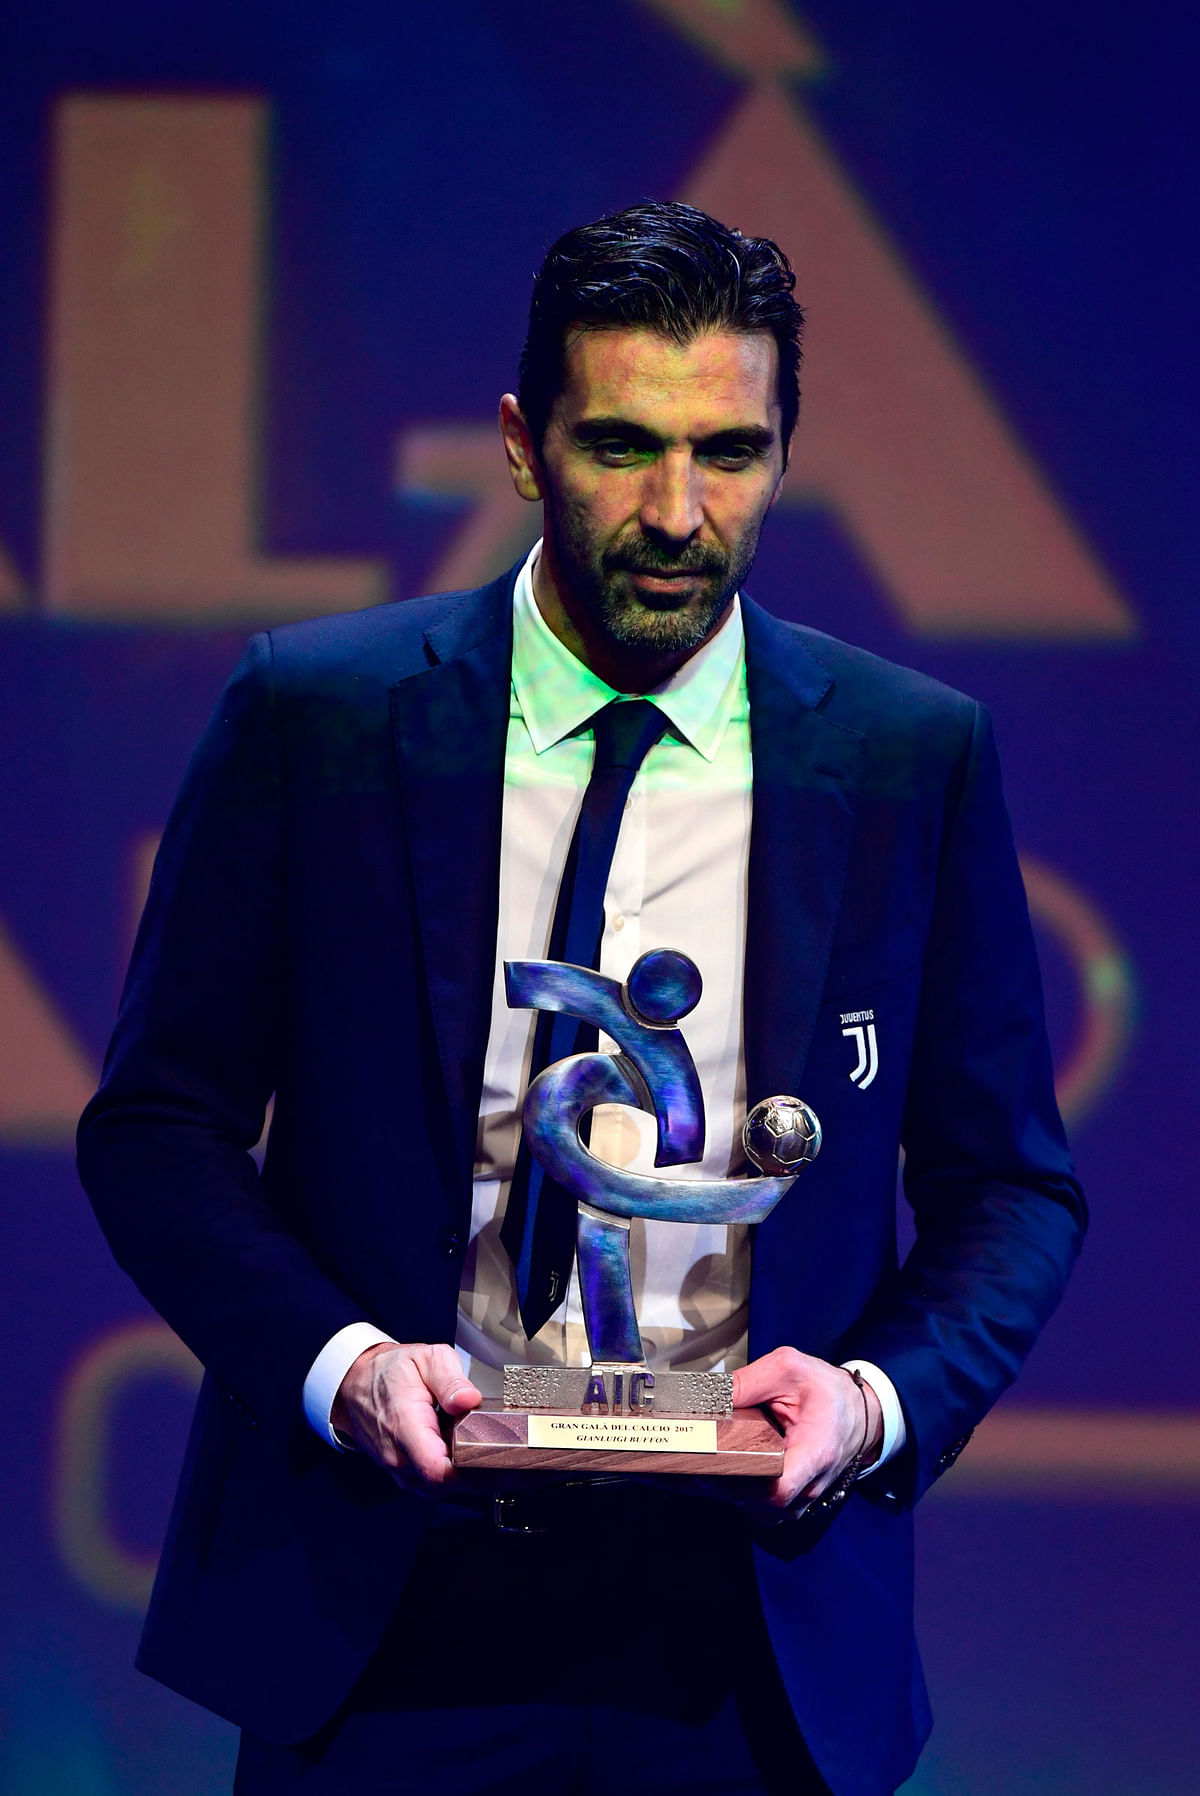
77, 567, 1085, 1796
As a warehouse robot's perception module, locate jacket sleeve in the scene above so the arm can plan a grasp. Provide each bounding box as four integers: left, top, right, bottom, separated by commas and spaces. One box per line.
76, 635, 371, 1435
847, 701, 1087, 1505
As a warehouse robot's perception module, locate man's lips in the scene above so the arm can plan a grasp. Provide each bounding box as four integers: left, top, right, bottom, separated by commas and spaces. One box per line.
616, 566, 716, 591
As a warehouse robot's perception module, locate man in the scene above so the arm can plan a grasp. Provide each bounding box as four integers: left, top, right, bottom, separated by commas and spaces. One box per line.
78, 203, 1085, 1796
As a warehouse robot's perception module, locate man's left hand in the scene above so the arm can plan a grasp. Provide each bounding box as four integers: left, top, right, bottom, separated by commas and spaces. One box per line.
731, 1347, 884, 1521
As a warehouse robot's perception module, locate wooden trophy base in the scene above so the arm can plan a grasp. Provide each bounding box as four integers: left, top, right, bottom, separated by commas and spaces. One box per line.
452, 1398, 784, 1477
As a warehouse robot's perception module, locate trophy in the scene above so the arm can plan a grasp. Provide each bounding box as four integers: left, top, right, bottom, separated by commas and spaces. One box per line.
452, 948, 821, 1476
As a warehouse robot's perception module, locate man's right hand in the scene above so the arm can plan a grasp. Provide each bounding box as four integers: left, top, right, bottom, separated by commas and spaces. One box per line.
330, 1342, 482, 1490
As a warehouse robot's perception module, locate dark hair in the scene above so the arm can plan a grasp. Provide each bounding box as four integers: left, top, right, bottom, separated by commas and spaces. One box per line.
518, 201, 804, 455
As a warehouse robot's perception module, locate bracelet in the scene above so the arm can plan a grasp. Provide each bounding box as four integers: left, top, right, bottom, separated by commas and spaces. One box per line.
808, 1369, 871, 1515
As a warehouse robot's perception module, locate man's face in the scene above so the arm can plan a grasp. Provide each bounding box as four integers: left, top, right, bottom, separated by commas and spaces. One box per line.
531, 326, 786, 663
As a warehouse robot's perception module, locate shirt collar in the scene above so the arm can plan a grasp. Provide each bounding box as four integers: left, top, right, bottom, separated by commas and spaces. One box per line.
511, 540, 745, 764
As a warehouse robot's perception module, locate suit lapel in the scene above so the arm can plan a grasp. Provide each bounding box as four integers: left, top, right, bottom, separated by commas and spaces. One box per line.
388, 579, 862, 1203
389, 573, 514, 1203
742, 599, 864, 1111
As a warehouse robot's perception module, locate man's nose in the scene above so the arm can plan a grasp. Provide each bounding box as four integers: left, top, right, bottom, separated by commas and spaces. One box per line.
639, 453, 703, 543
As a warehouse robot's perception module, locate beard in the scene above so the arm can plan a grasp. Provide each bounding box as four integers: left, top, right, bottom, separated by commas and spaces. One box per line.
546, 502, 763, 659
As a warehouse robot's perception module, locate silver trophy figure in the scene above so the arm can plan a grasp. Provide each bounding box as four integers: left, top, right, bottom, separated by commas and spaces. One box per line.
451, 948, 820, 1466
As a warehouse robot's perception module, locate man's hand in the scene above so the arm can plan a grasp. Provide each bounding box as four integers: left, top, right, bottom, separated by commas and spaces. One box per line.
732, 1347, 884, 1521
330, 1342, 482, 1491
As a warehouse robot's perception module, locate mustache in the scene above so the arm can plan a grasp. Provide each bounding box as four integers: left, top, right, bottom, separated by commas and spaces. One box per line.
603, 540, 727, 578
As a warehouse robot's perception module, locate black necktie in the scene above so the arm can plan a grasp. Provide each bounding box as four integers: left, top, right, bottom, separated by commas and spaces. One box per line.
501, 698, 668, 1339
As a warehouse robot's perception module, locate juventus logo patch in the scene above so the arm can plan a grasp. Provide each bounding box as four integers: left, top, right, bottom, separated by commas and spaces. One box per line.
840, 1010, 878, 1089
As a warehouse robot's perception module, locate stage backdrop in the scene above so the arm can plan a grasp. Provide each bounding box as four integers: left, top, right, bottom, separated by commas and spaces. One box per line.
1, 3, 1196, 1791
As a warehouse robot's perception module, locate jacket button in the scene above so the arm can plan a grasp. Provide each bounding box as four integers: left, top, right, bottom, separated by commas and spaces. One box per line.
225, 1388, 258, 1427
437, 1227, 461, 1259
936, 1430, 973, 1473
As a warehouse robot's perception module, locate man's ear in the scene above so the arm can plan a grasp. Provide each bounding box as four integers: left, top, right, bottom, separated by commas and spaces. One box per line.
499, 394, 543, 502
768, 428, 790, 509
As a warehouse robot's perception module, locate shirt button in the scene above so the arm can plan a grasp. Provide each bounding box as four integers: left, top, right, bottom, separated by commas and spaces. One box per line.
437, 1227, 461, 1258
612, 914, 625, 932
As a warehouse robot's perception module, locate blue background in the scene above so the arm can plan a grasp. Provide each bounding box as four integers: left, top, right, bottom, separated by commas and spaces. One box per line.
1, 3, 1197, 1790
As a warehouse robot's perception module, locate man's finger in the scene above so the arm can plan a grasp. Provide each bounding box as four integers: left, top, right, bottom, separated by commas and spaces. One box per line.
338, 1344, 480, 1486
392, 1390, 459, 1484
778, 1434, 831, 1507
389, 1347, 481, 1483
748, 1405, 839, 1512
731, 1344, 807, 1409
420, 1344, 483, 1417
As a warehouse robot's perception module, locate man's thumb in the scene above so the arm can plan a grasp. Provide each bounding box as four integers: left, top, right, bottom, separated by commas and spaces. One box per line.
426, 1345, 482, 1415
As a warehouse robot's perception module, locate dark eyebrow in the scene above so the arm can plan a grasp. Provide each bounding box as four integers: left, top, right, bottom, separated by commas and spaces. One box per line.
571, 418, 776, 452
696, 426, 776, 454
571, 418, 664, 448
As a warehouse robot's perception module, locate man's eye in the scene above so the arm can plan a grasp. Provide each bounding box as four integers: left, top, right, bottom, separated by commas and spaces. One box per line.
592, 440, 641, 463
707, 444, 758, 468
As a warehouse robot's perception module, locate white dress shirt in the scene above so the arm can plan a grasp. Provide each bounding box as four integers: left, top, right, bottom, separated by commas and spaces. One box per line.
304, 543, 905, 1471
